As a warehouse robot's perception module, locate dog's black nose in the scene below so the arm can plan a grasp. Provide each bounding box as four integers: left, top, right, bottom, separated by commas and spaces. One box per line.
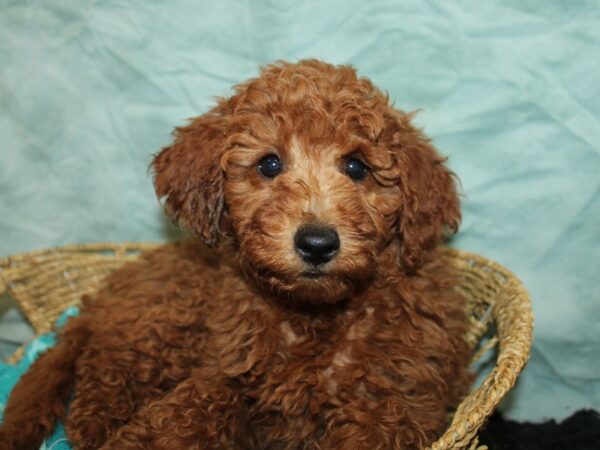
294, 226, 340, 266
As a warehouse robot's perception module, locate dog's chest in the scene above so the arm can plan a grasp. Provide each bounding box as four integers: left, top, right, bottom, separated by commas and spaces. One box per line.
238, 301, 388, 411
228, 302, 410, 448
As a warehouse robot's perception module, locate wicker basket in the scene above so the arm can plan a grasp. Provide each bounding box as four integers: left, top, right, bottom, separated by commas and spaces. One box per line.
0, 243, 533, 450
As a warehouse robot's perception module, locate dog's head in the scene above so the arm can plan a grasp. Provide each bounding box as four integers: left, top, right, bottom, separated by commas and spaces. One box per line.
153, 60, 460, 303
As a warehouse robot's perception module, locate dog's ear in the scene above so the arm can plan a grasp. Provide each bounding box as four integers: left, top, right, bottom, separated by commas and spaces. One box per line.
388, 111, 461, 271
152, 107, 229, 246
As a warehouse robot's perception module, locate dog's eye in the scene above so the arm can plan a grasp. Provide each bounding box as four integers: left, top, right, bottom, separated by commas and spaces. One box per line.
257, 154, 283, 178
344, 158, 368, 181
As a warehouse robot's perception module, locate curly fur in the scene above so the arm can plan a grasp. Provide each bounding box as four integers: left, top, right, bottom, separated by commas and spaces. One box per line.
0, 60, 471, 450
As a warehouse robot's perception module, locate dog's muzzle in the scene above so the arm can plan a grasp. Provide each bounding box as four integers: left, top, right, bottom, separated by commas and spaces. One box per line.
294, 225, 340, 266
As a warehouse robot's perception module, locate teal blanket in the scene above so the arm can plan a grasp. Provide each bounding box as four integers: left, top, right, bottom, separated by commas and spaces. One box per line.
1, 2, 598, 444
0, 308, 79, 449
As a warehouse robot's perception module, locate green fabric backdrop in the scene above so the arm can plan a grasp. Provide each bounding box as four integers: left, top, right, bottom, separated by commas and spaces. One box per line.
1, 0, 599, 422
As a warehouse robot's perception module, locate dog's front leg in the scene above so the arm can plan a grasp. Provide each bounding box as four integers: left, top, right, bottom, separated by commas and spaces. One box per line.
321, 398, 438, 450
99, 370, 245, 450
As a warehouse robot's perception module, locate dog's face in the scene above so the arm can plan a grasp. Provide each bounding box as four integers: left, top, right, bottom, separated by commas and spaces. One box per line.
153, 60, 460, 303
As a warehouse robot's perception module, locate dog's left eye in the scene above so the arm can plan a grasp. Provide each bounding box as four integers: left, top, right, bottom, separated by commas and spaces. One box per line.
344, 158, 368, 181
257, 154, 283, 178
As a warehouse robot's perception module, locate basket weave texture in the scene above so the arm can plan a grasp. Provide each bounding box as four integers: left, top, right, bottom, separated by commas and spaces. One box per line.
0, 243, 533, 450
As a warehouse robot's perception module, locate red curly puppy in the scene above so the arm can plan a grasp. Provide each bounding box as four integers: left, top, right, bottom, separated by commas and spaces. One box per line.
0, 60, 471, 450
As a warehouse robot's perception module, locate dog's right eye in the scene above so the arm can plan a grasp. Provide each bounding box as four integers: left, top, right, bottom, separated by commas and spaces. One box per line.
344, 157, 369, 181
257, 155, 283, 178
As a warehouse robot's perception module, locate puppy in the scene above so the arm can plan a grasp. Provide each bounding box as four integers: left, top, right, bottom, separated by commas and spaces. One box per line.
0, 60, 471, 450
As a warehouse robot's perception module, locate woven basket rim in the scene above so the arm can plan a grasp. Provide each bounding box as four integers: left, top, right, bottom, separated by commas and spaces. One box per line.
431, 247, 533, 449
0, 241, 159, 263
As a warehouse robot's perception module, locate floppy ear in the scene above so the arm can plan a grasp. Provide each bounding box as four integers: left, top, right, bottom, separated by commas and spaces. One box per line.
391, 112, 461, 271
152, 108, 229, 246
